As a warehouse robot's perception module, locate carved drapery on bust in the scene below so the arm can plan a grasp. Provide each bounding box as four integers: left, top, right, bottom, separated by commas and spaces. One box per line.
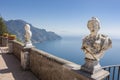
81, 17, 112, 61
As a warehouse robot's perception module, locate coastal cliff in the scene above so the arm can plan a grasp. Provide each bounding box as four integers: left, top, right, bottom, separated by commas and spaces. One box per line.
5, 20, 61, 43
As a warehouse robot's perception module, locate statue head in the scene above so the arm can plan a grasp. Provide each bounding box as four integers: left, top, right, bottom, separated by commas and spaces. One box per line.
25, 24, 30, 31
87, 17, 100, 35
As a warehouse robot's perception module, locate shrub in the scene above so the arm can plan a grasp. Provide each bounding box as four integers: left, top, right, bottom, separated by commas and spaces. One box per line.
8, 34, 16, 40
3, 33, 8, 37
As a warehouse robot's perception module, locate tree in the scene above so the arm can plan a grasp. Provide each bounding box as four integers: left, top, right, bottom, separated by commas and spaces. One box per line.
0, 17, 8, 36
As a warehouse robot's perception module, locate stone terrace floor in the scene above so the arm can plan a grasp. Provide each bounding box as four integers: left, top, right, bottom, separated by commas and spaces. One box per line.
0, 47, 38, 80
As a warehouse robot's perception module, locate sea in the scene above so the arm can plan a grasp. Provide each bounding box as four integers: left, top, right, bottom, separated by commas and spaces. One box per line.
34, 36, 120, 66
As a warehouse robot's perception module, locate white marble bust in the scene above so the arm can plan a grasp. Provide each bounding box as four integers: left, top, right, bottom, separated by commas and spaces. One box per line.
24, 24, 32, 47
24, 24, 32, 42
81, 17, 112, 61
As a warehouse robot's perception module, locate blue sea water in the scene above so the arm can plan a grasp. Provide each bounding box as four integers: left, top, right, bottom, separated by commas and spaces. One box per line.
34, 36, 120, 66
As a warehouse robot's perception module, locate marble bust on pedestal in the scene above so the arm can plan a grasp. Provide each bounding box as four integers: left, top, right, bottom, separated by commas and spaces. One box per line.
80, 17, 112, 79
82, 17, 112, 61
24, 24, 33, 48
21, 24, 33, 70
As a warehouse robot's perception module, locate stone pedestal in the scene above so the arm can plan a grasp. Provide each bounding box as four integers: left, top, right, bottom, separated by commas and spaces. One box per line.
77, 69, 109, 80
2, 37, 8, 47
81, 58, 101, 74
8, 40, 14, 54
80, 58, 109, 80
79, 17, 111, 80
21, 47, 31, 70
0, 37, 2, 46
24, 41, 33, 48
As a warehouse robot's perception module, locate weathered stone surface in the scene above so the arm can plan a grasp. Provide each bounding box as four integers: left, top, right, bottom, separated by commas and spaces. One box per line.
29, 48, 91, 80
77, 69, 109, 80
12, 40, 23, 60
82, 17, 112, 61
21, 48, 31, 70
8, 40, 14, 54
2, 37, 8, 47
81, 58, 101, 74
81, 17, 112, 79
8, 40, 91, 80
2, 35, 110, 80
0, 37, 2, 46
0, 48, 38, 80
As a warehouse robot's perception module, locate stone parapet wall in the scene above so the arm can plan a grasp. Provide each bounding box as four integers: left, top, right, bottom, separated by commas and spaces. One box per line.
29, 48, 88, 80
3, 39, 96, 80
0, 37, 2, 46
1, 37, 8, 47
12, 40, 23, 60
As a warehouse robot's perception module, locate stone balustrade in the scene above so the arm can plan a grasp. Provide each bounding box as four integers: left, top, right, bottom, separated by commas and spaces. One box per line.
29, 48, 88, 80
11, 40, 88, 80
0, 37, 109, 80
12, 40, 23, 59
1, 37, 8, 47
0, 36, 2, 46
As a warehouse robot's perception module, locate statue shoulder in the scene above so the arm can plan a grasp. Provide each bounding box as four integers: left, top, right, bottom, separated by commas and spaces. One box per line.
98, 34, 112, 48
83, 35, 90, 40
98, 34, 108, 39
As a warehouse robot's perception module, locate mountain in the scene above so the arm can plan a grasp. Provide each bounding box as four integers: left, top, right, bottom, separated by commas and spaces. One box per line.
4, 20, 61, 43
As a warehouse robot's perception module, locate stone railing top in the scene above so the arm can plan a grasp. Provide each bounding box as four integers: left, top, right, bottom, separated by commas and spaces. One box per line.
31, 47, 80, 70
12, 40, 24, 46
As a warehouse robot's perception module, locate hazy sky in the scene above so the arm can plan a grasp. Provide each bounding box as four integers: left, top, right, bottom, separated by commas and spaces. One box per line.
0, 0, 120, 38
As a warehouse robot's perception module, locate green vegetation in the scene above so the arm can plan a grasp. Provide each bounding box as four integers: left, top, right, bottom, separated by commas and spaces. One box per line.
3, 33, 8, 37
0, 17, 20, 41
0, 17, 8, 36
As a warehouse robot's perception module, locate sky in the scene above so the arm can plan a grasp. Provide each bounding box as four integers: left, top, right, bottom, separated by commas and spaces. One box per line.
0, 0, 120, 38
